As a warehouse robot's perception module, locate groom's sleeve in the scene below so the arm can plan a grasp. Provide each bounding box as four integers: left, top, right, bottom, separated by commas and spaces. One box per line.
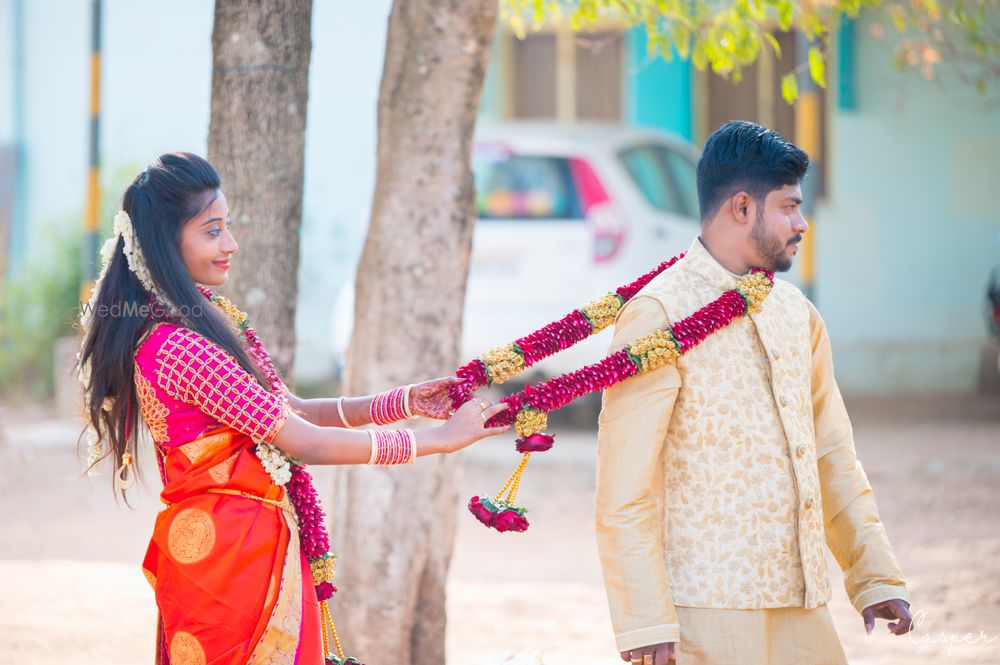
595, 295, 681, 652
809, 301, 910, 613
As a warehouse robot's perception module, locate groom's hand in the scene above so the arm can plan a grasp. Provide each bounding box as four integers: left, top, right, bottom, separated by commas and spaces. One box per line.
620, 642, 675, 665
862, 599, 913, 636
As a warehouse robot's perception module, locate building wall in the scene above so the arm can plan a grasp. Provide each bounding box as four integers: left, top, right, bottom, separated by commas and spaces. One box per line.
5, 7, 995, 394
0, 0, 16, 143
2, 0, 393, 383
815, 17, 1000, 394
624, 27, 692, 140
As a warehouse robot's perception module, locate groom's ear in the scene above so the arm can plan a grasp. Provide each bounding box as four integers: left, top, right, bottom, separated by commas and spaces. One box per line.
730, 191, 753, 225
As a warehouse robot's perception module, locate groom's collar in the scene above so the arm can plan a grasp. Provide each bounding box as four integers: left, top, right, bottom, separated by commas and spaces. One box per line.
684, 237, 745, 293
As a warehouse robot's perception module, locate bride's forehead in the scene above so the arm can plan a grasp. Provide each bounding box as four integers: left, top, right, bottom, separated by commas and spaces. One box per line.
191, 190, 229, 221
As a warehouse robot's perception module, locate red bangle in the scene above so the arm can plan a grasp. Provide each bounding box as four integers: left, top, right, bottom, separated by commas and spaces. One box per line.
370, 386, 410, 425
367, 429, 415, 465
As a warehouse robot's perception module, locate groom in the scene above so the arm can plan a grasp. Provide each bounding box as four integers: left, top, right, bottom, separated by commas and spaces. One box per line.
594, 121, 913, 665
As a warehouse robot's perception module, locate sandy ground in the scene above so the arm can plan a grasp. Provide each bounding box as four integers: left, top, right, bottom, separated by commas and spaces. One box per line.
1, 395, 998, 665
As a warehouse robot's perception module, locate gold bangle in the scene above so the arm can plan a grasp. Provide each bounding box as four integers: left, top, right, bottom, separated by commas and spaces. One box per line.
403, 385, 414, 419
337, 396, 354, 429
366, 430, 378, 464
405, 429, 417, 464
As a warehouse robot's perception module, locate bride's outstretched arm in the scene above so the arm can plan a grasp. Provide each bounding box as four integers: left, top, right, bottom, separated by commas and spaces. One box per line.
271, 398, 509, 465
286, 376, 463, 428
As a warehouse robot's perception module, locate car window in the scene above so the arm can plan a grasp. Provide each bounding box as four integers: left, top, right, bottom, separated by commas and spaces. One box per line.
661, 149, 698, 218
618, 144, 697, 219
474, 153, 583, 220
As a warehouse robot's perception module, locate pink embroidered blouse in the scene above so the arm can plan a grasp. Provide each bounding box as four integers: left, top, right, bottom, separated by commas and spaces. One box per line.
133, 322, 291, 449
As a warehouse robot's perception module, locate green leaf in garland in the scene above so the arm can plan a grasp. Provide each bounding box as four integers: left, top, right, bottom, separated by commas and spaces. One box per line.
625, 347, 644, 370
479, 495, 500, 513
735, 289, 753, 314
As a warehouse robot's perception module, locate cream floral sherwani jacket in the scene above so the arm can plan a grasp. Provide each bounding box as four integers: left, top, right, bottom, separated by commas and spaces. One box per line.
595, 238, 909, 652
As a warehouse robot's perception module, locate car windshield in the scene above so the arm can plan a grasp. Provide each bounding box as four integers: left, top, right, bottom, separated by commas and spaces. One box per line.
473, 152, 583, 220
618, 143, 698, 219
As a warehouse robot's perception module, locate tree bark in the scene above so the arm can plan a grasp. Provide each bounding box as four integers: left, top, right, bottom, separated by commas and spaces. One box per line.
207, 0, 312, 374
332, 1, 496, 662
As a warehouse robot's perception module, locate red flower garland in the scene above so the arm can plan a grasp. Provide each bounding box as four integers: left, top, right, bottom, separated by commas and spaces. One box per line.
448, 254, 685, 407
449, 262, 774, 532
196, 287, 358, 663
198, 288, 333, 551
468, 496, 529, 533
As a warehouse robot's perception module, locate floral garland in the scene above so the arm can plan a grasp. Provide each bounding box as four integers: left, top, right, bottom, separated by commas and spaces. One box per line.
449, 254, 684, 404
198, 286, 361, 665
452, 256, 775, 533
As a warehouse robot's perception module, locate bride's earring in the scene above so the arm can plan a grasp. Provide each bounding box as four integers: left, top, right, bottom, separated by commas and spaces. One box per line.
116, 450, 136, 490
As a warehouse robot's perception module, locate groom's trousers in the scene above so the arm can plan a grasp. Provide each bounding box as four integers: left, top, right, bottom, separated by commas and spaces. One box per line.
672, 605, 848, 665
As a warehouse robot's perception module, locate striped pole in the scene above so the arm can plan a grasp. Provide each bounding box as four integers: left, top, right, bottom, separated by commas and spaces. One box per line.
795, 32, 822, 302
81, 0, 101, 305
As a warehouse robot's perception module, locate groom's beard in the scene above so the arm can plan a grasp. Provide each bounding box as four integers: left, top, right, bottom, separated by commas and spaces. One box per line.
750, 207, 799, 273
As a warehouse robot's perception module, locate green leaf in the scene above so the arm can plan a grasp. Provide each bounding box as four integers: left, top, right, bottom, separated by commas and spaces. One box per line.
808, 46, 827, 88
781, 73, 799, 104
891, 5, 907, 32
673, 24, 692, 60
777, 0, 794, 31
479, 495, 499, 513
764, 31, 781, 58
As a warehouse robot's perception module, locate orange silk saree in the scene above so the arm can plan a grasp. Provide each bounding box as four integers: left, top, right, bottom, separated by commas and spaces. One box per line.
143, 427, 323, 665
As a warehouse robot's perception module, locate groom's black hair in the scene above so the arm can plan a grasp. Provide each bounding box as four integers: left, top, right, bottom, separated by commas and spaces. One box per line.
696, 120, 809, 222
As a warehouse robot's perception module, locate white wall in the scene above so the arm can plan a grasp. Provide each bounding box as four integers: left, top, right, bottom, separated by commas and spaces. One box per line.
816, 18, 1000, 393
296, 0, 392, 382
10, 0, 212, 256
0, 0, 16, 142
3, 0, 394, 384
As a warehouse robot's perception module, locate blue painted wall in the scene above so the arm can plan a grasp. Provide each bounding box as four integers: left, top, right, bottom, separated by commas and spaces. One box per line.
624, 26, 692, 140
814, 17, 1000, 394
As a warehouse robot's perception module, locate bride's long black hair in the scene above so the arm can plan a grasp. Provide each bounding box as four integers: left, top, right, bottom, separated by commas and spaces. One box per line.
77, 152, 270, 496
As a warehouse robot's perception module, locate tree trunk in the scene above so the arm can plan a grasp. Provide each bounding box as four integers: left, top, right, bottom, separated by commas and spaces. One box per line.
332, 1, 496, 662
207, 0, 313, 374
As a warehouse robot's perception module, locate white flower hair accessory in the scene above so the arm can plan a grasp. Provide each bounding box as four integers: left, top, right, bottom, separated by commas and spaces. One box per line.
79, 210, 179, 331
115, 210, 161, 302
78, 209, 179, 475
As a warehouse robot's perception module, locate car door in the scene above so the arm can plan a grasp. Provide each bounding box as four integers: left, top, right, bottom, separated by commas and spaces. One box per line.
615, 141, 700, 266
464, 147, 592, 364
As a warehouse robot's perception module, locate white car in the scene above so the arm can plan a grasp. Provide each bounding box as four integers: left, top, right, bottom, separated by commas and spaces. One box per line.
331, 122, 700, 381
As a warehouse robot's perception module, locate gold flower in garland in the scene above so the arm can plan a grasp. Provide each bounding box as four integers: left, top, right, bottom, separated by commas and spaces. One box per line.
310, 555, 336, 585
514, 408, 548, 438
627, 328, 681, 373
481, 343, 526, 385
211, 294, 249, 328
735, 272, 773, 314
580, 293, 625, 333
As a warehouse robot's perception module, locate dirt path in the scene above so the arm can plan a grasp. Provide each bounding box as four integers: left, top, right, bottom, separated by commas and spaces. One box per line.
1, 396, 998, 664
